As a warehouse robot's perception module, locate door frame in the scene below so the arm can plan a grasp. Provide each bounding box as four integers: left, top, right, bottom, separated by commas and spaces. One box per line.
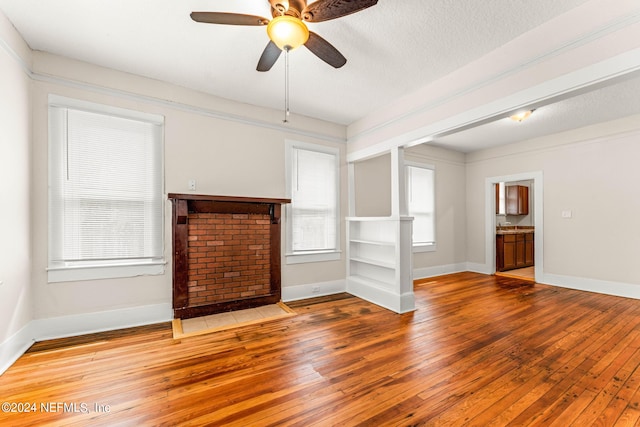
485, 171, 543, 280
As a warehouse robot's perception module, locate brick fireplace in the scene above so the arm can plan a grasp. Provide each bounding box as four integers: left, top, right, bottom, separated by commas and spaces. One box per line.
168, 194, 290, 319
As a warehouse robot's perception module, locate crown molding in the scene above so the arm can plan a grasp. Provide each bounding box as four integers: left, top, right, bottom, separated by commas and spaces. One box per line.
347, 7, 640, 149
0, 33, 346, 145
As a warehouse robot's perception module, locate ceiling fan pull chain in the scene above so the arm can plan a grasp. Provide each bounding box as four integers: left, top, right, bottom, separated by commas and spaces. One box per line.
283, 47, 290, 123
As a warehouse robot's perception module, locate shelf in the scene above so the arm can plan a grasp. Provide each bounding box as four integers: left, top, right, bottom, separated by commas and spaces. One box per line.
350, 256, 395, 269
346, 215, 414, 313
349, 238, 395, 246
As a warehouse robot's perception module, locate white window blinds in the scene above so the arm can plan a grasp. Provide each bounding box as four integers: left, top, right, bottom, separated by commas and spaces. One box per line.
49, 102, 164, 277
407, 165, 435, 245
290, 146, 338, 253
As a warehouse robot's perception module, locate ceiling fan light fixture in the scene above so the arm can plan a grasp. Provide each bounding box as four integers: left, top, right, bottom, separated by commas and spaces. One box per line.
267, 15, 309, 51
510, 109, 535, 122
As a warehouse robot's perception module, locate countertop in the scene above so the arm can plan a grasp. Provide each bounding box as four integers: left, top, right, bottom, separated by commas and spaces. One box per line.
496, 227, 534, 235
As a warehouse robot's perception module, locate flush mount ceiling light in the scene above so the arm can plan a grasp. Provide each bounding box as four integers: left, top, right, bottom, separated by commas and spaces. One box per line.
510, 109, 535, 122
267, 15, 309, 51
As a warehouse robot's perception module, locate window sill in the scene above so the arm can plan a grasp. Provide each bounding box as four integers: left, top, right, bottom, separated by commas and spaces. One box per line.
285, 250, 342, 265
413, 243, 436, 253
47, 261, 166, 283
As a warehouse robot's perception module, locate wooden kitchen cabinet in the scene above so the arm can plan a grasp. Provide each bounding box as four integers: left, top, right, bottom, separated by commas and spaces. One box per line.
524, 232, 534, 265
515, 233, 526, 268
496, 232, 534, 271
497, 234, 517, 271
506, 185, 529, 215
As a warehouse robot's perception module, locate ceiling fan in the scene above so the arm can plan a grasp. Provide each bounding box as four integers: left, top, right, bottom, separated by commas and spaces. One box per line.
190, 0, 378, 72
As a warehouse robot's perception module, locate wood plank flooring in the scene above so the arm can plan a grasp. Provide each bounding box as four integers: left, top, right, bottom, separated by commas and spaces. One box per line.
2, 272, 640, 426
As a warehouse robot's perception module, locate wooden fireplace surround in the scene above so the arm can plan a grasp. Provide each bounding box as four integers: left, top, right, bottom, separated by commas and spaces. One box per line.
168, 193, 290, 319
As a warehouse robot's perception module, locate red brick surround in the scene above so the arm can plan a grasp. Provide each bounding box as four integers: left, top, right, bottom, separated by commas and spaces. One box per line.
187, 213, 271, 306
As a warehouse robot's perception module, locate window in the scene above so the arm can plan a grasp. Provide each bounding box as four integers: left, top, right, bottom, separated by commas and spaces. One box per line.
48, 96, 164, 282
285, 141, 340, 264
406, 163, 436, 252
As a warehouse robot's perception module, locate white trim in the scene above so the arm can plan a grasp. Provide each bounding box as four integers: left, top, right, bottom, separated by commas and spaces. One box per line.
48, 98, 166, 282
465, 262, 493, 275
485, 172, 544, 279
31, 303, 172, 342
413, 263, 466, 280
285, 250, 341, 265
47, 262, 166, 283
0, 303, 172, 376
347, 276, 415, 314
0, 323, 36, 376
0, 33, 345, 145
0, 31, 31, 77
37, 72, 346, 144
348, 10, 640, 144
281, 279, 347, 302
413, 243, 436, 253
405, 161, 436, 250
48, 94, 164, 124
284, 140, 341, 261
540, 273, 640, 300
347, 49, 640, 162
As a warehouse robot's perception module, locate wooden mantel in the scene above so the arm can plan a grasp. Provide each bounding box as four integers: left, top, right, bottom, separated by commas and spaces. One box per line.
168, 193, 290, 319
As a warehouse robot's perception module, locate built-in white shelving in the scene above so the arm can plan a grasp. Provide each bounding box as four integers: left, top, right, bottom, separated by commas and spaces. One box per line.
346, 146, 415, 314
346, 216, 414, 313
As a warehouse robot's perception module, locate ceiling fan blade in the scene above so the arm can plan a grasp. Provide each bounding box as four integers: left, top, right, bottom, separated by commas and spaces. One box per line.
190, 12, 269, 26
304, 32, 347, 68
257, 41, 282, 72
302, 0, 378, 23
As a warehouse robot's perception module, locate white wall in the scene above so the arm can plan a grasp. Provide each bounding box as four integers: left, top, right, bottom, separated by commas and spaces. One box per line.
0, 12, 33, 369
353, 153, 391, 217
27, 52, 348, 322
466, 114, 640, 289
0, 12, 348, 372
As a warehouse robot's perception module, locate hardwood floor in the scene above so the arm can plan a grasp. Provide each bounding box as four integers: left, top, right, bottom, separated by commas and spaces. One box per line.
496, 266, 535, 281
2, 272, 640, 426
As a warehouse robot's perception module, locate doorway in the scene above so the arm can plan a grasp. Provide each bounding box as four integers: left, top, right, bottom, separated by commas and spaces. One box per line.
485, 172, 543, 282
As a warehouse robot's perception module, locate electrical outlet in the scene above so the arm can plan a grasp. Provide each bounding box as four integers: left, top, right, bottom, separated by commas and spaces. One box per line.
311, 286, 320, 294
188, 179, 196, 191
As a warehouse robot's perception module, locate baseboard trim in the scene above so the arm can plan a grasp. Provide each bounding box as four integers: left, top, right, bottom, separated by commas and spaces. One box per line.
0, 303, 172, 376
465, 262, 493, 275
541, 273, 640, 300
347, 277, 415, 314
413, 263, 467, 280
0, 323, 36, 376
31, 303, 173, 342
281, 279, 347, 302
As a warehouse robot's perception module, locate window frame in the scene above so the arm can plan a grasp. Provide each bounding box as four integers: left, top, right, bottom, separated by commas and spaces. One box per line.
405, 161, 437, 253
47, 95, 166, 283
284, 140, 341, 264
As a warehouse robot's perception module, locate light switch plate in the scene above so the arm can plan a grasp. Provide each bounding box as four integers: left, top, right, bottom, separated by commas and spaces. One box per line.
188, 179, 196, 191
561, 210, 572, 218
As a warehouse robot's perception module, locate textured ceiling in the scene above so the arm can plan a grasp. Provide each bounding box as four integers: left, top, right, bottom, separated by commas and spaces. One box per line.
0, 0, 592, 127
431, 74, 640, 152
3, 0, 637, 153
